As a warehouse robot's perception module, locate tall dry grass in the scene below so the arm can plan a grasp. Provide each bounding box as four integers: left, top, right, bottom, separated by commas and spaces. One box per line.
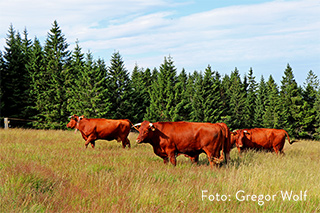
0, 129, 319, 212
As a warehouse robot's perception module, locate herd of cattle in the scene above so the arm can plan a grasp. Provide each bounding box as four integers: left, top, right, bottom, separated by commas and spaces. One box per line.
67, 115, 294, 167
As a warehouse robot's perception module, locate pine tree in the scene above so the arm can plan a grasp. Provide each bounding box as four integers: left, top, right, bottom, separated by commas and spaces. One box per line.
263, 75, 280, 128
203, 65, 223, 123
69, 52, 109, 118
300, 70, 319, 138
0, 51, 5, 119
220, 74, 231, 124
190, 71, 205, 122
2, 25, 30, 122
172, 68, 192, 121
145, 56, 177, 122
66, 40, 85, 116
279, 64, 303, 137
106, 51, 132, 119
130, 64, 151, 123
27, 37, 45, 125
225, 68, 246, 129
314, 87, 320, 140
36, 20, 71, 129
243, 68, 257, 128
254, 75, 267, 128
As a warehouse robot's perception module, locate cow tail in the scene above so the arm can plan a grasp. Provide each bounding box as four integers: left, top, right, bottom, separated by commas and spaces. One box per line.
284, 130, 294, 144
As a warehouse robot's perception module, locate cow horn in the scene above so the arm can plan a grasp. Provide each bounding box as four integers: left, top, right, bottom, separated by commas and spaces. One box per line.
133, 123, 141, 127
149, 123, 153, 127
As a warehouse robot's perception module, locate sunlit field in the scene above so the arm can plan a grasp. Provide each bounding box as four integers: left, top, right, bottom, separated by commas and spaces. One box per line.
0, 129, 319, 212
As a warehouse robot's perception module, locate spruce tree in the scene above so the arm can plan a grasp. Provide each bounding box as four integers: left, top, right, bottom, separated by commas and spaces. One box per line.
172, 68, 191, 121
106, 51, 132, 120
69, 52, 109, 118
225, 68, 246, 129
279, 64, 302, 137
314, 87, 320, 140
145, 56, 177, 122
203, 65, 223, 123
0, 51, 4, 119
190, 71, 205, 122
130, 64, 150, 123
220, 74, 231, 124
2, 25, 30, 122
300, 70, 318, 138
243, 68, 257, 128
27, 37, 45, 125
254, 75, 267, 128
263, 75, 280, 128
37, 20, 71, 129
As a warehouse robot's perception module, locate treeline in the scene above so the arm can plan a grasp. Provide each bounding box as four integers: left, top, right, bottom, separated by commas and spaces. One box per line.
1, 21, 320, 139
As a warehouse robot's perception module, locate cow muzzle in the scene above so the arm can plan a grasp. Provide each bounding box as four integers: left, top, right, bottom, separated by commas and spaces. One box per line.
136, 139, 141, 144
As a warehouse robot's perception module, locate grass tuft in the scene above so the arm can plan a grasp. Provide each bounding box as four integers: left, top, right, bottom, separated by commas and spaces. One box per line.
0, 129, 319, 212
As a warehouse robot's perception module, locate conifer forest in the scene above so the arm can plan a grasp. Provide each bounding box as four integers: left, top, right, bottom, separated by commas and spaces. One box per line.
1, 21, 320, 139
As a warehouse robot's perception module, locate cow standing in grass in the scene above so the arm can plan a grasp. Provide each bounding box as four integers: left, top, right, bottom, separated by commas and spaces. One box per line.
231, 128, 294, 154
135, 120, 231, 168
67, 115, 131, 148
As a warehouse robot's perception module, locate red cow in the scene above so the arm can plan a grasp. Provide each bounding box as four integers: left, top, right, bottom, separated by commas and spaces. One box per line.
231, 128, 294, 154
67, 115, 131, 148
135, 120, 231, 167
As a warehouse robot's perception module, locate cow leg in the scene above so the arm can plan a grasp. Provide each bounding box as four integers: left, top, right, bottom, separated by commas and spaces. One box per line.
190, 155, 199, 164
85, 135, 96, 149
125, 138, 131, 148
163, 157, 169, 164
203, 148, 220, 168
168, 151, 177, 166
91, 141, 95, 148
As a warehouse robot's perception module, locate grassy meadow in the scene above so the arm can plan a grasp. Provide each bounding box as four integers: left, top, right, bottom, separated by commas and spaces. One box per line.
0, 128, 320, 212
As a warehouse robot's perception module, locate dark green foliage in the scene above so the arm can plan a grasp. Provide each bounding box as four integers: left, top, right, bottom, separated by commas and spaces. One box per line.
172, 69, 193, 121
0, 51, 5, 117
300, 70, 319, 138
130, 65, 151, 123
106, 51, 132, 120
145, 56, 177, 122
34, 20, 71, 129
225, 68, 246, 129
2, 25, 31, 121
263, 75, 281, 128
243, 68, 257, 128
314, 88, 320, 140
190, 71, 204, 122
68, 49, 110, 118
1, 23, 320, 139
26, 37, 45, 124
254, 75, 267, 128
279, 64, 303, 137
190, 65, 223, 123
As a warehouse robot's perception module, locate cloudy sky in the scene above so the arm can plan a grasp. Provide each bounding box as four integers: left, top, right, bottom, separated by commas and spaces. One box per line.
1, 0, 319, 85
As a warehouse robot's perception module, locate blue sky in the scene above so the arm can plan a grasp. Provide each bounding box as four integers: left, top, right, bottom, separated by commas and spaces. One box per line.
0, 0, 319, 86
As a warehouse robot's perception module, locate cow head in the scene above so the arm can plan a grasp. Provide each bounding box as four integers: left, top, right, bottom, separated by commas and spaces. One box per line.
231, 129, 244, 148
136, 120, 156, 143
66, 115, 84, 129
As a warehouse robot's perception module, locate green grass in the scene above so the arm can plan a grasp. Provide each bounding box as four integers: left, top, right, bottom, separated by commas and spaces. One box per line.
0, 129, 319, 212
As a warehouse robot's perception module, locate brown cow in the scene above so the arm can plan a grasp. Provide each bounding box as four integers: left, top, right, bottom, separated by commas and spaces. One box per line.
66, 115, 131, 148
135, 120, 230, 167
231, 128, 294, 154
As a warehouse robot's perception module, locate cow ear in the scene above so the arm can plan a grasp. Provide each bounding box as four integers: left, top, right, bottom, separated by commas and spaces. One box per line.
79, 115, 84, 120
243, 130, 250, 135
149, 122, 155, 131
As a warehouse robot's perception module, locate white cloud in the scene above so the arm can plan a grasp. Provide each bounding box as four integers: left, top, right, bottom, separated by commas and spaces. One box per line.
0, 0, 319, 84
